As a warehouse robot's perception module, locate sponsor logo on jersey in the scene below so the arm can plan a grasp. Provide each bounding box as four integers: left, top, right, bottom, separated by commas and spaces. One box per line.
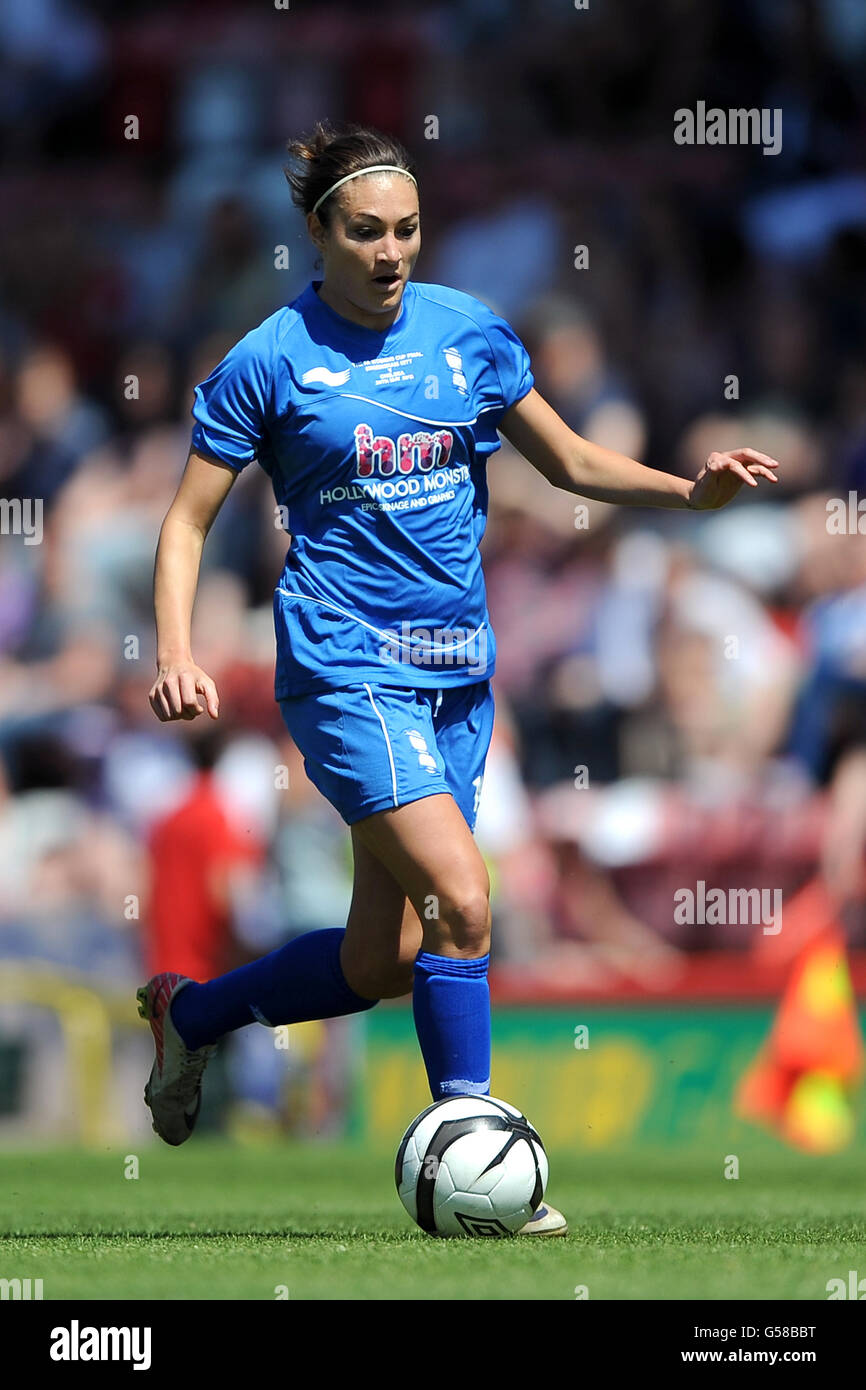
353, 422, 454, 476
301, 365, 352, 387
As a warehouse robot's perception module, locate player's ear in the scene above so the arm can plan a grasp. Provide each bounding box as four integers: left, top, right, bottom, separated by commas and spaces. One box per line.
306, 210, 326, 253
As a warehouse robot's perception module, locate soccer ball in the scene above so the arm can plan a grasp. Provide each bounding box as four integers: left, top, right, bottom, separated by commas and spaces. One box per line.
395, 1095, 548, 1237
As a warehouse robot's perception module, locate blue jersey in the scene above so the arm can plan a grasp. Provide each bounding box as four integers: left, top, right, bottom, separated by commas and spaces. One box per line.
190, 278, 534, 698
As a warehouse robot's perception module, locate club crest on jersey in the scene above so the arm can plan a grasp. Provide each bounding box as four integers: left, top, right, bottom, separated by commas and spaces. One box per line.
301, 365, 352, 387
354, 423, 454, 476
443, 347, 468, 395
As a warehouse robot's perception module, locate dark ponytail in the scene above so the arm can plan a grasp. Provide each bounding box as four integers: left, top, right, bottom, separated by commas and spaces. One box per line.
285, 119, 416, 228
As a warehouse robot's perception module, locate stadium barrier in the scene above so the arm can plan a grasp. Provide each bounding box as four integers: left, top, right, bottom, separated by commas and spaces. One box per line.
0, 965, 139, 1146
0, 954, 863, 1149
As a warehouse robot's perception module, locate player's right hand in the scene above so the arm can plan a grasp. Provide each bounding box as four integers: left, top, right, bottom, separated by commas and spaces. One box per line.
149, 661, 220, 722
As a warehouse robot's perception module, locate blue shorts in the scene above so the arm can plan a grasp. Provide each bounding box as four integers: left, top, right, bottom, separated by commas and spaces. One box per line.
278, 680, 495, 830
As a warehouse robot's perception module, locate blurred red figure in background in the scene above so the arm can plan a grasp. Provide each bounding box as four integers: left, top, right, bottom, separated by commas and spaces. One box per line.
145, 730, 263, 983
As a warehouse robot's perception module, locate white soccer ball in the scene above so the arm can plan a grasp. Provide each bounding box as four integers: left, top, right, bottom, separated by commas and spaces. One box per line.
395, 1095, 549, 1237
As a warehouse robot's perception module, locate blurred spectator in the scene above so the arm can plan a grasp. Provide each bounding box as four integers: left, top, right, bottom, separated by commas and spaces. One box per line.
144, 724, 265, 983
4, 345, 109, 505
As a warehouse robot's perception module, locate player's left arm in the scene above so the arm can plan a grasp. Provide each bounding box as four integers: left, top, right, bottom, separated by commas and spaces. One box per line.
498, 386, 779, 509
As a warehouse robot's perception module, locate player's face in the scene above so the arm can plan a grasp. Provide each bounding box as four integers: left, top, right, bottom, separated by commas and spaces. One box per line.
311, 173, 421, 330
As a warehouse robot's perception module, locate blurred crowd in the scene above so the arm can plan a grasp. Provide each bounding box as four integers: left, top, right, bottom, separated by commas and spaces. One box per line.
1, 0, 866, 1025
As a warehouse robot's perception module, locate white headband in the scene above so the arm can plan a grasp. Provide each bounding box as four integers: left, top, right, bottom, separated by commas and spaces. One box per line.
311, 164, 417, 217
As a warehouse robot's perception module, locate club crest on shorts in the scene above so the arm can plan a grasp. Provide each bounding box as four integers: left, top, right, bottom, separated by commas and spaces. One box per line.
403, 728, 438, 773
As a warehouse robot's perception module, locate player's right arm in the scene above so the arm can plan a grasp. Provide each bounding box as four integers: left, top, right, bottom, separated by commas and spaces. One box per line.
149, 449, 238, 722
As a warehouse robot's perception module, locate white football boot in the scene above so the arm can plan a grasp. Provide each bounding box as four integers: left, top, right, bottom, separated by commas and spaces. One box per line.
517, 1202, 569, 1236
137, 972, 216, 1146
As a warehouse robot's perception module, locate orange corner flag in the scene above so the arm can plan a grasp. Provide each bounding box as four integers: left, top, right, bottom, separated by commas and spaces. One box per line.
735, 882, 863, 1153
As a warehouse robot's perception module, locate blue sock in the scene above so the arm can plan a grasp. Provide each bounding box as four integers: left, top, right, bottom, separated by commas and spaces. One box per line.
412, 950, 491, 1100
169, 927, 377, 1050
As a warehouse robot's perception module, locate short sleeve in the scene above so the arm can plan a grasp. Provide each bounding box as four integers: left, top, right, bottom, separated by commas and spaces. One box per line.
190, 325, 274, 471
475, 301, 534, 413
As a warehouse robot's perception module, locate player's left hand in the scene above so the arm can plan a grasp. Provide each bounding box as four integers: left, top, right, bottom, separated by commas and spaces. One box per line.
688, 448, 780, 510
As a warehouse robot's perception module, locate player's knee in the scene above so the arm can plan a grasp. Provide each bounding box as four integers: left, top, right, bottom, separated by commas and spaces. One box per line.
427, 883, 491, 956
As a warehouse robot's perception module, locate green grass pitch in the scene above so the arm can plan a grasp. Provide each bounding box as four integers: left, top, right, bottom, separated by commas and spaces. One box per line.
1, 1140, 863, 1300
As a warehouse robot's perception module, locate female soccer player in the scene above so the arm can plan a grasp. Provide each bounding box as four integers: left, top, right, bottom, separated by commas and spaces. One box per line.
138, 121, 779, 1236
